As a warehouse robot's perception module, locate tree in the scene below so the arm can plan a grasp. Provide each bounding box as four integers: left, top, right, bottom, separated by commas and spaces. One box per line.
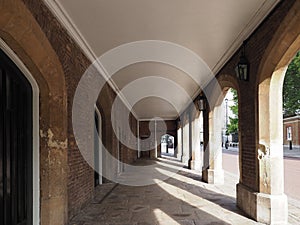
227, 89, 238, 134
283, 51, 300, 117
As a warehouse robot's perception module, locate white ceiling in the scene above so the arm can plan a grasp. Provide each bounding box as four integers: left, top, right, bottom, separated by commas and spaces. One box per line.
44, 0, 280, 120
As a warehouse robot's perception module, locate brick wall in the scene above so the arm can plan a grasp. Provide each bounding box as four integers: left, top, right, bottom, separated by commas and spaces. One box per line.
21, 0, 138, 220
139, 120, 177, 158
178, 0, 297, 191
283, 116, 300, 146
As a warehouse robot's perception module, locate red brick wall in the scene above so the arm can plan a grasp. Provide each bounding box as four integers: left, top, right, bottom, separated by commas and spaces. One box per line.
283, 117, 300, 146
139, 120, 177, 158
139, 120, 177, 138
21, 0, 138, 220
139, 121, 155, 158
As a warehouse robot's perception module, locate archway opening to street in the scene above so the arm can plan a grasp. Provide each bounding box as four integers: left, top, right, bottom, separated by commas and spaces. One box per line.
282, 51, 300, 201
222, 88, 240, 177
161, 134, 175, 157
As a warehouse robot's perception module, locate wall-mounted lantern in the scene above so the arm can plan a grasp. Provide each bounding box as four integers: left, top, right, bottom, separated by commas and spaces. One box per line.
198, 95, 206, 111
235, 41, 249, 81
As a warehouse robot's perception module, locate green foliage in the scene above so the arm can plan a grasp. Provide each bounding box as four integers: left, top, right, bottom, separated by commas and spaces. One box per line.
227, 89, 238, 134
283, 51, 300, 117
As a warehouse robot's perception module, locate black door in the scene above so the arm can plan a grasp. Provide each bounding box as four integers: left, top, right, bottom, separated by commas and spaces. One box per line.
0, 49, 33, 225
94, 111, 100, 186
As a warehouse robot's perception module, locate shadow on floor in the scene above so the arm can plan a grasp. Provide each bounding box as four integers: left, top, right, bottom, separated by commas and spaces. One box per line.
69, 158, 258, 225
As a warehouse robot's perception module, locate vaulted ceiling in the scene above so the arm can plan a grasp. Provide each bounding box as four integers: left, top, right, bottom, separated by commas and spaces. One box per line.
44, 0, 280, 120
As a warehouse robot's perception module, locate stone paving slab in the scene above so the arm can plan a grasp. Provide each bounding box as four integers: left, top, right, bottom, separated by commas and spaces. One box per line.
69, 159, 300, 225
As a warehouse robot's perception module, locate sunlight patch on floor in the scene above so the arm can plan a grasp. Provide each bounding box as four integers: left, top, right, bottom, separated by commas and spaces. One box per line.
155, 176, 256, 224
153, 208, 181, 225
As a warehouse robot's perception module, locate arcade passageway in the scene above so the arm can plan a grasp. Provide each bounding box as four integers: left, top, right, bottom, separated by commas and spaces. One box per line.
0, 0, 300, 225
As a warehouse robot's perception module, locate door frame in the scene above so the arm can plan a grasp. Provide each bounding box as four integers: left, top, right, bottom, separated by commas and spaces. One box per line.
94, 106, 103, 185
0, 39, 40, 225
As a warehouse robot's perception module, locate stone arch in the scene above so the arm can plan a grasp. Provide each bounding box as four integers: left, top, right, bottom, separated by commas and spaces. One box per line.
257, 1, 300, 153
0, 1, 68, 225
160, 133, 175, 156
202, 75, 239, 184
217, 74, 239, 92
257, 0, 300, 84
254, 1, 299, 224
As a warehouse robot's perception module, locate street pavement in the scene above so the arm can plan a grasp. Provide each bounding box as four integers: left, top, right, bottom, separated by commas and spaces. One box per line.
223, 145, 300, 158
222, 146, 300, 201
222, 147, 300, 224
223, 147, 300, 211
283, 145, 300, 158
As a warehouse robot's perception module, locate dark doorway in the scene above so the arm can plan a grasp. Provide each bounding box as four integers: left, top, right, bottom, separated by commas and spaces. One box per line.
0, 49, 33, 225
94, 111, 100, 186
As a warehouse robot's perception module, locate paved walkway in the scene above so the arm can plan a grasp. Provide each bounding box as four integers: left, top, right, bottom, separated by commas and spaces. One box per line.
69, 158, 300, 225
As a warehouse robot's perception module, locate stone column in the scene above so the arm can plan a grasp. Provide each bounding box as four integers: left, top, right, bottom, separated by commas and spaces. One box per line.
237, 75, 288, 224
182, 113, 190, 165
202, 106, 224, 184
190, 111, 203, 171
176, 121, 183, 160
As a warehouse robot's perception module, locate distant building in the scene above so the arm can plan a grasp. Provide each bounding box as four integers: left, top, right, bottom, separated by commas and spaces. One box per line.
283, 115, 300, 146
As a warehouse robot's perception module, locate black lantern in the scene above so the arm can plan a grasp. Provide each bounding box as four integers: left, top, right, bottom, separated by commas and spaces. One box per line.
198, 95, 206, 111
235, 42, 249, 81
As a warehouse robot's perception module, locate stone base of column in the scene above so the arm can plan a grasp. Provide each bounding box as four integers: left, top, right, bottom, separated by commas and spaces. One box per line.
182, 155, 190, 165
190, 160, 202, 171
237, 183, 288, 225
202, 168, 224, 184
176, 153, 182, 161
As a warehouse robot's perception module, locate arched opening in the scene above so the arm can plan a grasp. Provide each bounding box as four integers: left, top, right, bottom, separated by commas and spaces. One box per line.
282, 51, 300, 203
161, 134, 175, 157
222, 88, 240, 177
0, 44, 39, 225
202, 73, 240, 185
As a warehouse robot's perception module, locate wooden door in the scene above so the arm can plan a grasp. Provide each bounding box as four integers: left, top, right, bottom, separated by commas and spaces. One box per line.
0, 49, 33, 225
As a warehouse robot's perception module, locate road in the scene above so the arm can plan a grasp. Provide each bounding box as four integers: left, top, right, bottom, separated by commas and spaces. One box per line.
222, 147, 300, 201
